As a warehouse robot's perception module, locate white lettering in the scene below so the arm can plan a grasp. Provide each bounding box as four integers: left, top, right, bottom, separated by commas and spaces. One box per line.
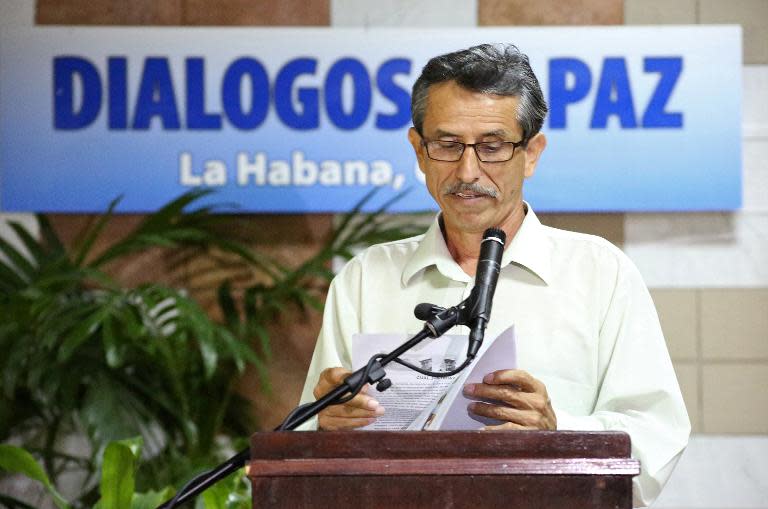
203, 160, 227, 186
319, 160, 342, 185
179, 152, 201, 186
234, 151, 402, 189
292, 150, 317, 186
344, 160, 368, 185
269, 160, 290, 186
370, 160, 392, 186
237, 152, 266, 186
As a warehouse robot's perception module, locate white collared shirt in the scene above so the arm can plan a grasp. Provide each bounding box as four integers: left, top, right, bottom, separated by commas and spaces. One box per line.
299, 205, 690, 507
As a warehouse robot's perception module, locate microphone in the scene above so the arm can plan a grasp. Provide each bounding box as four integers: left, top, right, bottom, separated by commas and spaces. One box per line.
466, 227, 506, 358
414, 303, 445, 320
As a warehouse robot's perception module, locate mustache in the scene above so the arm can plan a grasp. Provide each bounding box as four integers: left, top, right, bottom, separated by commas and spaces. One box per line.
442, 182, 499, 198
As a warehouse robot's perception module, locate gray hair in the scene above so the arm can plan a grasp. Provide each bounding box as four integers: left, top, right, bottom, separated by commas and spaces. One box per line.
411, 43, 548, 142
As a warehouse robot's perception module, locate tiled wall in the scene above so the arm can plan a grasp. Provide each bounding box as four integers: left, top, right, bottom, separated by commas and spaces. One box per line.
622, 1, 768, 443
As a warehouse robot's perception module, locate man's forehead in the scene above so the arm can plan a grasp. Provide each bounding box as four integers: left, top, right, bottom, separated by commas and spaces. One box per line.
421, 81, 523, 136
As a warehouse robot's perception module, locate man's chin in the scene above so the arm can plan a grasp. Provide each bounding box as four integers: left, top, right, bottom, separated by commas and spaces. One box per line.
443, 210, 496, 235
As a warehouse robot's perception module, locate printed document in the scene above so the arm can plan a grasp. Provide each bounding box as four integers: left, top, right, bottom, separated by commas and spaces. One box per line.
351, 326, 516, 431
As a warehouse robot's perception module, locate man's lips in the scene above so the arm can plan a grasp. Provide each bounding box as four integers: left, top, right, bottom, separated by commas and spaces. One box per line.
453, 192, 490, 199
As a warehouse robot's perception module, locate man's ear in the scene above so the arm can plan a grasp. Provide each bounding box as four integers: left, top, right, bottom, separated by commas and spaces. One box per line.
408, 127, 427, 174
523, 132, 547, 178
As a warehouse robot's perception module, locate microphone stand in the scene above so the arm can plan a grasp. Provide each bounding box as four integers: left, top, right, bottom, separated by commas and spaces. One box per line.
157, 300, 473, 509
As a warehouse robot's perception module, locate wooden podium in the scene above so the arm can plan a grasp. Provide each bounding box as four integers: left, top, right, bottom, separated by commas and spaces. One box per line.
247, 430, 639, 508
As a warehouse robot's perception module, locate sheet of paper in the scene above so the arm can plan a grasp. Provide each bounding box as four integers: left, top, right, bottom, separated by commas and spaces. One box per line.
429, 326, 517, 430
352, 332, 467, 430
351, 326, 516, 431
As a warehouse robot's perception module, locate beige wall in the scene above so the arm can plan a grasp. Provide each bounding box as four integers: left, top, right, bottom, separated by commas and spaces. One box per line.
623, 0, 768, 436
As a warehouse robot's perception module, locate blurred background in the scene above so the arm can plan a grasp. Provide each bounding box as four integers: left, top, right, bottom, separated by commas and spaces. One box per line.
0, 1, 766, 508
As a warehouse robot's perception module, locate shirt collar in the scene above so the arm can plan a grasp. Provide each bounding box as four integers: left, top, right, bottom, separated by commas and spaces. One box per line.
401, 202, 552, 287
501, 204, 552, 285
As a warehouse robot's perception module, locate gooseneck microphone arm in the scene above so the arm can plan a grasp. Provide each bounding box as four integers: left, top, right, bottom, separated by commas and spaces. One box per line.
157, 227, 506, 509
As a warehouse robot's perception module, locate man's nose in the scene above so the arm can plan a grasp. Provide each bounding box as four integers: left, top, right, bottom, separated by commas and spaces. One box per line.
455, 146, 482, 183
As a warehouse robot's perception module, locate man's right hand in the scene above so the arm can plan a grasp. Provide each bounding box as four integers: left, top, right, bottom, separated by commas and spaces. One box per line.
314, 367, 385, 431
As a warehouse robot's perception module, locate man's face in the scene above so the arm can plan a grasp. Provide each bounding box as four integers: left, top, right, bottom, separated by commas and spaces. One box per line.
408, 81, 546, 235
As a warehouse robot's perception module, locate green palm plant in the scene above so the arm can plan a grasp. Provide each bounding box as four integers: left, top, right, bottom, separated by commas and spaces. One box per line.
0, 189, 426, 508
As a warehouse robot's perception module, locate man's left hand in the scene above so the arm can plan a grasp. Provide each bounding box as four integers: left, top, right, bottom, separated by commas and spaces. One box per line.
463, 369, 557, 430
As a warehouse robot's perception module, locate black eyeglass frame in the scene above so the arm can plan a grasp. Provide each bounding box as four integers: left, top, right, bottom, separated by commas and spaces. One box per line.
419, 136, 528, 163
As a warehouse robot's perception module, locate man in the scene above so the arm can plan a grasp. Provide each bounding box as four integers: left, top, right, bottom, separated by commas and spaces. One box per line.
299, 43, 689, 507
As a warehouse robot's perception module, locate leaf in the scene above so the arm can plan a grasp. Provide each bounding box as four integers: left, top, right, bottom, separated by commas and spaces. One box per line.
252, 326, 272, 363
0, 236, 35, 281
102, 314, 125, 368
73, 195, 121, 267
99, 441, 136, 509
131, 487, 175, 509
197, 334, 219, 380
200, 472, 231, 509
36, 214, 66, 258
0, 444, 71, 509
57, 300, 113, 362
138, 189, 213, 232
217, 280, 240, 331
81, 374, 154, 452
115, 436, 144, 460
7, 221, 45, 265
0, 261, 27, 291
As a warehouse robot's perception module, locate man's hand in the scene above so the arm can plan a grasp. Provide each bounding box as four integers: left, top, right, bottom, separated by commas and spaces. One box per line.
314, 367, 385, 431
463, 369, 556, 430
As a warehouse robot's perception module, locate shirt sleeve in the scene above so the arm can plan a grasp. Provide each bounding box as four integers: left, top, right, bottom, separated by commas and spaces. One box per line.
295, 258, 362, 430
553, 254, 691, 507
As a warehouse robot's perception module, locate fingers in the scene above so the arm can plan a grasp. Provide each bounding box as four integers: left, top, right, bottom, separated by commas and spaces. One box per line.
469, 402, 553, 430
464, 381, 550, 413
463, 369, 557, 430
483, 369, 543, 393
314, 367, 385, 431
318, 415, 379, 431
314, 367, 359, 398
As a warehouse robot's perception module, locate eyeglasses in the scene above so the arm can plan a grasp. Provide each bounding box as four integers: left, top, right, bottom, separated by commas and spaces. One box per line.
420, 137, 527, 163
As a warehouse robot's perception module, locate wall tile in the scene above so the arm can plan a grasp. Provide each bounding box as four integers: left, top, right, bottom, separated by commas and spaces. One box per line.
623, 0, 697, 24
651, 289, 698, 360
36, 0, 183, 25
653, 435, 768, 508
701, 289, 768, 360
743, 65, 768, 134
537, 213, 624, 247
702, 364, 768, 432
672, 362, 700, 432
743, 66, 768, 213
0, 0, 35, 27
699, 0, 768, 64
478, 0, 623, 26
182, 0, 329, 26
624, 212, 768, 287
743, 139, 768, 213
332, 0, 477, 26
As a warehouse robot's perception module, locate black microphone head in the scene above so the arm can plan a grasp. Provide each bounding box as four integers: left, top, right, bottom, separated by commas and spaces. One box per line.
414, 303, 442, 320
482, 227, 506, 245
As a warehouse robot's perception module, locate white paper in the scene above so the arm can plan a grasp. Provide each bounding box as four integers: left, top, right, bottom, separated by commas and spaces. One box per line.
422, 326, 517, 430
351, 326, 516, 431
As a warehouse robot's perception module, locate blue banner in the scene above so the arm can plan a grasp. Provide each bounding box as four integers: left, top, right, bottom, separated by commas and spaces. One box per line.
0, 26, 742, 212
